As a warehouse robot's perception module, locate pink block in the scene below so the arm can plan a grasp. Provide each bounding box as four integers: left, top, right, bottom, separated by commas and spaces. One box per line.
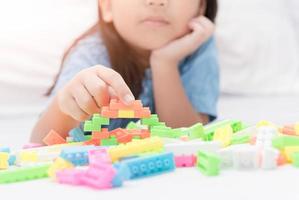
56, 169, 86, 185
22, 143, 44, 149
175, 155, 197, 167
82, 165, 116, 189
88, 149, 111, 166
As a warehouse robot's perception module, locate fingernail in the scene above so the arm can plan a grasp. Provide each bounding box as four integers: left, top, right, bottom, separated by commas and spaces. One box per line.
123, 94, 135, 104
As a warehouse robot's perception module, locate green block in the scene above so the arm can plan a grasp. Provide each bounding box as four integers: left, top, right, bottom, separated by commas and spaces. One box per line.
196, 151, 220, 176
292, 152, 299, 168
272, 135, 299, 150
0, 164, 50, 184
101, 136, 118, 146
231, 133, 251, 145
126, 121, 139, 130
141, 114, 160, 126
92, 122, 101, 131
83, 121, 93, 132
151, 126, 176, 138
231, 120, 243, 133
84, 135, 92, 140
189, 123, 204, 139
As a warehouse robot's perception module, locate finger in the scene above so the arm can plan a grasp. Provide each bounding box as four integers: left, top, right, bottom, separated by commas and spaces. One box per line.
67, 96, 90, 121
71, 84, 100, 115
108, 86, 118, 99
93, 66, 135, 105
83, 74, 110, 107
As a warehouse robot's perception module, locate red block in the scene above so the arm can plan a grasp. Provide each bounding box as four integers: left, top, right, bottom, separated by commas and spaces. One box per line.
101, 107, 118, 118
134, 108, 151, 118
109, 99, 143, 110
92, 129, 110, 140
117, 134, 133, 144
84, 139, 101, 146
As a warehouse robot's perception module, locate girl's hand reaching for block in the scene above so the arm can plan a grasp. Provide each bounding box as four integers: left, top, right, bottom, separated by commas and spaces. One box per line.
57, 65, 135, 121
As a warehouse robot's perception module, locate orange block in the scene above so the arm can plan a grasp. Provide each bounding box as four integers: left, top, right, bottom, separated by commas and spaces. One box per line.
134, 108, 151, 118
84, 139, 100, 146
43, 130, 66, 146
109, 99, 143, 110
92, 129, 110, 140
281, 127, 296, 136
129, 129, 150, 139
109, 128, 128, 137
101, 107, 118, 118
277, 153, 287, 166
117, 134, 133, 144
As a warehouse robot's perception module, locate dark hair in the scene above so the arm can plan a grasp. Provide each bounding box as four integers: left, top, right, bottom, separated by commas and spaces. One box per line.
47, 0, 218, 97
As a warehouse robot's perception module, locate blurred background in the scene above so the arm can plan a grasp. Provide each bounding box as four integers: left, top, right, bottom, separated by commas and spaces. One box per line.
0, 0, 298, 147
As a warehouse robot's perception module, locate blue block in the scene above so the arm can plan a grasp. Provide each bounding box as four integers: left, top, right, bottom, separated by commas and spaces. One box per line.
60, 146, 99, 166
122, 152, 175, 179
8, 155, 16, 166
69, 128, 86, 142
111, 163, 130, 187
0, 147, 10, 153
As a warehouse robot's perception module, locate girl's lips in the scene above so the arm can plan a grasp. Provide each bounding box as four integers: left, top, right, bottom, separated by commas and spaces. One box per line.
141, 17, 170, 27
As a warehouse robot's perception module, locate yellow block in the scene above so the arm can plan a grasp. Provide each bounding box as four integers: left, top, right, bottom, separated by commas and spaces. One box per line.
257, 120, 275, 128
108, 137, 164, 162
118, 110, 134, 118
295, 123, 299, 135
0, 152, 9, 170
284, 146, 299, 162
213, 125, 233, 147
48, 157, 74, 179
19, 151, 38, 162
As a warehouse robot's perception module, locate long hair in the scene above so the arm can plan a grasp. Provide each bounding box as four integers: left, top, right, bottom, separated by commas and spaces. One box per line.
47, 0, 218, 97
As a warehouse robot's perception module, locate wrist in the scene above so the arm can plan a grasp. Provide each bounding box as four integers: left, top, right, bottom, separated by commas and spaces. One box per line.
150, 53, 179, 70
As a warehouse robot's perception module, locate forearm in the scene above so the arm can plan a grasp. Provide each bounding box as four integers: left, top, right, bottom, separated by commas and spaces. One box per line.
151, 63, 209, 128
30, 96, 80, 143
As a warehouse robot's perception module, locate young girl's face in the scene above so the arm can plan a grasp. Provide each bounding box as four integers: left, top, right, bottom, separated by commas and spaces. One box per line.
100, 0, 202, 50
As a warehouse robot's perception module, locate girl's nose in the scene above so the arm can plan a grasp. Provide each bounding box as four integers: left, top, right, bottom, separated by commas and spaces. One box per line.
146, 0, 168, 7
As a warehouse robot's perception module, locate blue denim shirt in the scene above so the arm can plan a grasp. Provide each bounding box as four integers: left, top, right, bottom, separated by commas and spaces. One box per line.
52, 32, 219, 130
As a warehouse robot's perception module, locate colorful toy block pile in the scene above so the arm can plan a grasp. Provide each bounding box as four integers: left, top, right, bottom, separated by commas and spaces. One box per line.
1, 99, 299, 190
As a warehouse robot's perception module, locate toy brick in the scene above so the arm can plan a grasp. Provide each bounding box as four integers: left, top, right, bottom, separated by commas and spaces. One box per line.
69, 128, 86, 142
101, 137, 118, 146
0, 152, 9, 170
141, 114, 160, 126
291, 152, 299, 167
122, 152, 175, 179
109, 128, 127, 137
92, 114, 110, 126
189, 123, 204, 139
48, 157, 74, 179
0, 164, 50, 184
109, 99, 143, 110
117, 134, 133, 144
43, 130, 66, 146
281, 127, 296, 136
92, 130, 110, 140
272, 135, 299, 150
60, 146, 99, 166
126, 121, 140, 130
231, 133, 251, 145
108, 137, 164, 162
23, 143, 43, 149
117, 110, 134, 118
84, 121, 94, 132
196, 150, 221, 176
295, 123, 299, 135
88, 149, 111, 166
284, 146, 299, 162
129, 129, 150, 139
134, 108, 151, 118
174, 155, 196, 168
231, 145, 259, 170
260, 147, 279, 169
0, 147, 10, 153
213, 125, 233, 147
101, 107, 118, 118
56, 168, 86, 185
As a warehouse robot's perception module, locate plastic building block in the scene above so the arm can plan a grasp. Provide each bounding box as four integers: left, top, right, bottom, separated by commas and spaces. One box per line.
110, 99, 143, 110
141, 114, 161, 126
23, 143, 43, 149
231, 133, 251, 145
295, 123, 299, 135
0, 164, 50, 184
83, 121, 94, 132
260, 147, 279, 169
84, 114, 110, 132
126, 121, 140, 130
118, 110, 134, 118
196, 150, 221, 176
122, 152, 175, 179
164, 141, 221, 156
56, 168, 86, 185
0, 147, 10, 153
151, 126, 181, 138
291, 152, 299, 167
134, 108, 151, 118
48, 157, 74, 178
189, 123, 204, 139
281, 127, 296, 136
219, 147, 234, 169
232, 145, 259, 170
129, 129, 150, 139
60, 146, 99, 166
17, 151, 38, 165
213, 125, 233, 147
93, 114, 110, 125
272, 135, 299, 150
8, 154, 16, 166
101, 107, 118, 118
43, 130, 66, 146
256, 126, 278, 147
88, 149, 111, 166
277, 153, 287, 166
101, 137, 118, 146
92, 128, 110, 140
0, 152, 9, 169
284, 146, 299, 162
69, 128, 86, 142
174, 155, 196, 167
108, 137, 164, 162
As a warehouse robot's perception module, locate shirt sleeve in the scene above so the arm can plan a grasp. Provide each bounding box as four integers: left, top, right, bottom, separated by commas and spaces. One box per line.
50, 33, 111, 97
180, 36, 220, 120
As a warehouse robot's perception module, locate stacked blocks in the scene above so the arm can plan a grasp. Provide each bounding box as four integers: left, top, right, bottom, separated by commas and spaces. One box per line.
84, 114, 110, 132
60, 146, 100, 166
101, 99, 151, 119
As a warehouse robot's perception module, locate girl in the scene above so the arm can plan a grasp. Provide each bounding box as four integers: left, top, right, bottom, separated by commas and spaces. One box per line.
31, 0, 219, 143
